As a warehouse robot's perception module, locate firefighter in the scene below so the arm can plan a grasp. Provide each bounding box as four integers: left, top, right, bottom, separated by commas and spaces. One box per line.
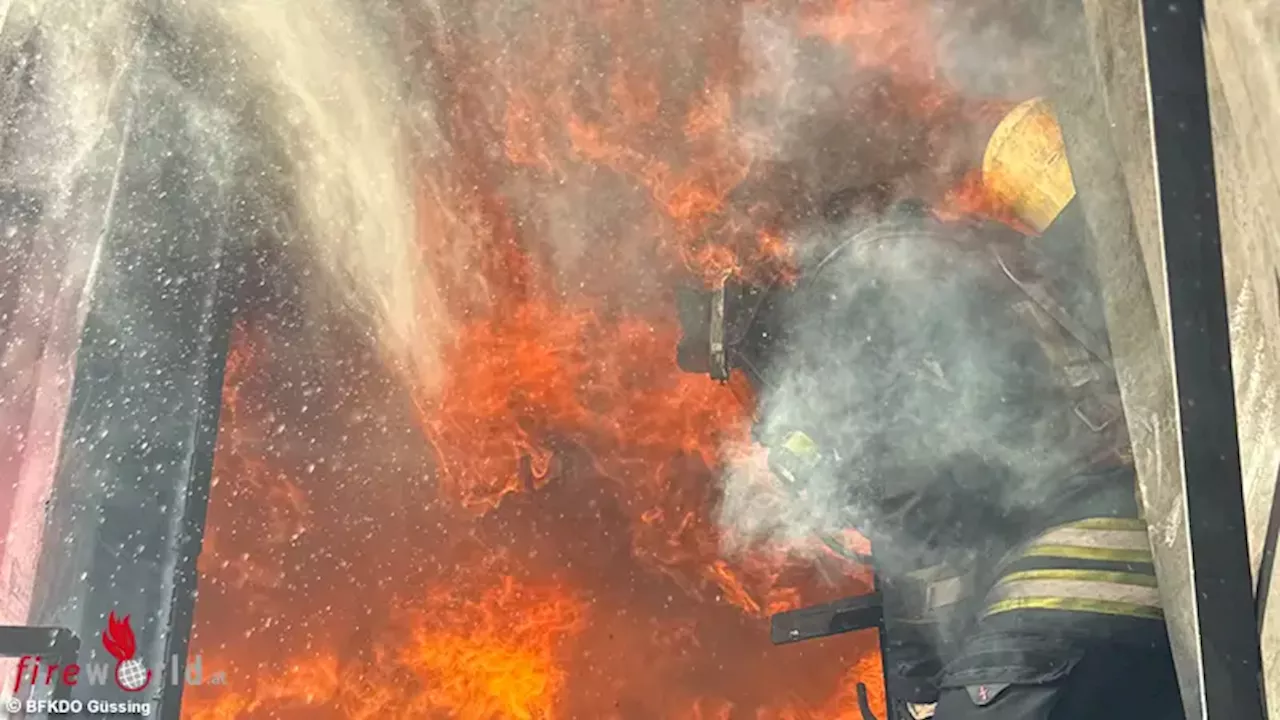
676, 99, 1185, 720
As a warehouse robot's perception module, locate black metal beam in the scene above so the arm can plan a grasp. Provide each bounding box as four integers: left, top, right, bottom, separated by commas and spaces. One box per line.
769, 592, 883, 645
25, 16, 237, 720
1140, 2, 1266, 718
0, 626, 80, 704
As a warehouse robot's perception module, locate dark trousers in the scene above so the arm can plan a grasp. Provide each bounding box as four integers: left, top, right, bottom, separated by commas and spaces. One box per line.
932, 644, 1185, 719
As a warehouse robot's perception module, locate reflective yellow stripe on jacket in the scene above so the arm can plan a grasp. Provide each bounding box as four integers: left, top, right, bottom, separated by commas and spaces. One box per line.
985, 517, 1163, 621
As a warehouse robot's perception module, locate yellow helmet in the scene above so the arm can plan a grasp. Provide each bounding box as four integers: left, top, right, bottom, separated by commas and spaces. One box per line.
982, 98, 1077, 233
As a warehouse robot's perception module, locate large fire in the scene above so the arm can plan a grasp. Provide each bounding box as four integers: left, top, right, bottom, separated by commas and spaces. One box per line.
184, 0, 1020, 717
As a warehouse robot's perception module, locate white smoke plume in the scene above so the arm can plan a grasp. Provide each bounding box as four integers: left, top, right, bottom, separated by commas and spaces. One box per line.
715, 215, 1115, 568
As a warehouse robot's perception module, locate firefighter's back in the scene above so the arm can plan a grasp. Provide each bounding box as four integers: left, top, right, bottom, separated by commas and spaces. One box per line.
752, 213, 1183, 719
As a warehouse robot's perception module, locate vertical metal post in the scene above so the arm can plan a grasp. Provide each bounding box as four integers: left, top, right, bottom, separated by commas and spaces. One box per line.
25, 19, 237, 720
1139, 2, 1266, 717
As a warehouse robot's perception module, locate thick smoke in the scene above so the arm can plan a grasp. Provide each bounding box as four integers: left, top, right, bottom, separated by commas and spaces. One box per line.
927, 0, 1074, 101
716, 216, 1109, 568
729, 3, 965, 226
1, 0, 455, 395
708, 0, 1108, 570
734, 5, 934, 208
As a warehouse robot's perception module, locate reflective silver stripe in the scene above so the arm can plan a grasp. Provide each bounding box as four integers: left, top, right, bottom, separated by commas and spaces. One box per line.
994, 518, 1154, 582
1028, 524, 1151, 555
988, 570, 1162, 612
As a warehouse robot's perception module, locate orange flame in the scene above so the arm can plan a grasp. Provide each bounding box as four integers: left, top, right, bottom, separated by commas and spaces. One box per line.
186, 0, 1030, 716
400, 576, 585, 719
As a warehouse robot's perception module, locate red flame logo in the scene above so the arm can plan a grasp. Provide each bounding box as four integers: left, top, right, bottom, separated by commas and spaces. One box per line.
101, 612, 152, 692
101, 612, 136, 662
